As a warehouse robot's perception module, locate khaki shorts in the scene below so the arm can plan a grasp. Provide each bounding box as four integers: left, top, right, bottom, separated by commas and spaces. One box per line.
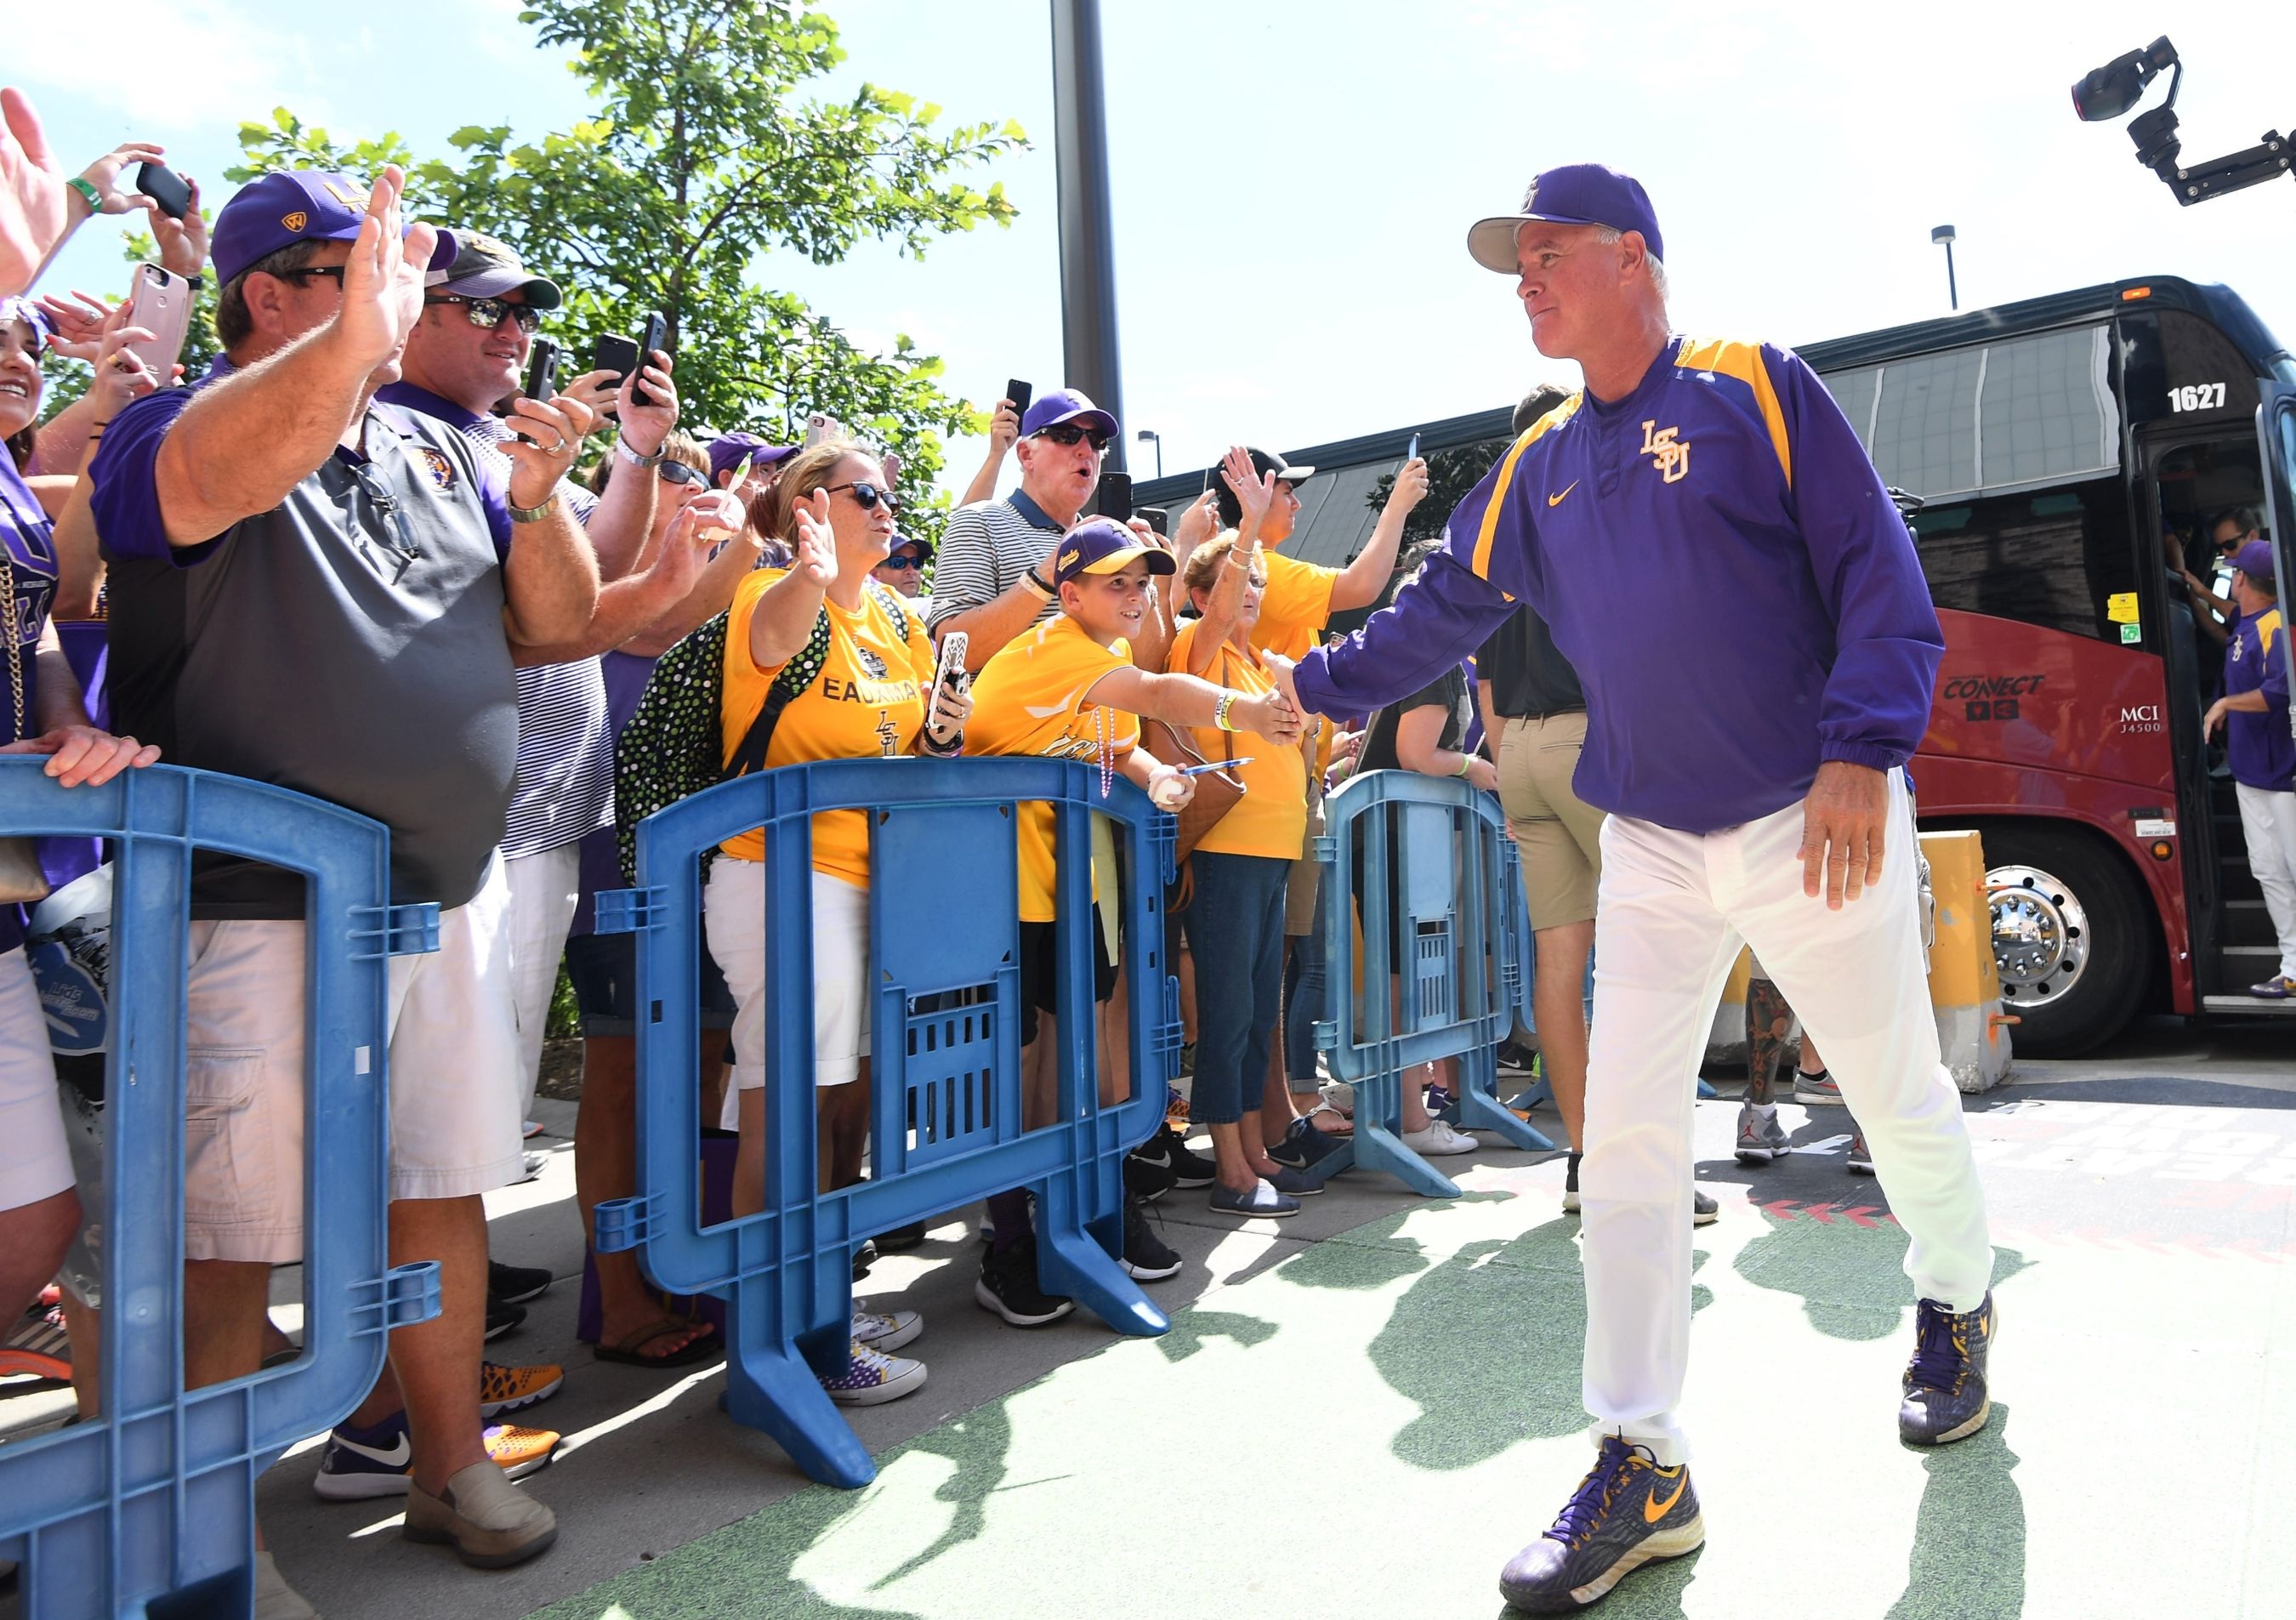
1498, 712, 1605, 930
183, 854, 526, 1264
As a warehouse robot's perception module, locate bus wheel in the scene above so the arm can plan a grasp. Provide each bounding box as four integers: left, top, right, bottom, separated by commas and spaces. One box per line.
1981, 827, 2147, 1058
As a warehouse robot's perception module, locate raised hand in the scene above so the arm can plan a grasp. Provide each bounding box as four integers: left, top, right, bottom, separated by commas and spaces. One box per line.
498, 390, 596, 509
1385, 454, 1430, 518
33, 289, 115, 362
1219, 444, 1276, 537
146, 173, 207, 279
87, 305, 165, 418
1797, 759, 1888, 908
76, 139, 168, 218
988, 396, 1021, 455
0, 88, 67, 295
1173, 486, 1221, 554
616, 350, 679, 455
332, 166, 435, 373
791, 488, 836, 587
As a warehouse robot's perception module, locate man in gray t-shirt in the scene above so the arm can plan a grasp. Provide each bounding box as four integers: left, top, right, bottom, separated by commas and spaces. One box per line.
89, 168, 598, 1576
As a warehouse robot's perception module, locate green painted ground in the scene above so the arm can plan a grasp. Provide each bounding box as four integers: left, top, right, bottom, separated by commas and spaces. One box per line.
521, 1113, 2296, 1620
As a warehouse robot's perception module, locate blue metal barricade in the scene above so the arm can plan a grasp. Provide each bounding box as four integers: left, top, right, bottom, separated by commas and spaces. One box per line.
1313, 770, 1550, 1198
0, 761, 440, 1620
594, 758, 1179, 1489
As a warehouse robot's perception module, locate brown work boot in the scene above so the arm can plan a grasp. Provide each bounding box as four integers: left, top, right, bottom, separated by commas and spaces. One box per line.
403, 1460, 557, 1568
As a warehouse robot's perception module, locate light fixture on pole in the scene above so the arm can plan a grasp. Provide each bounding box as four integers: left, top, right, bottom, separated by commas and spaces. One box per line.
1931, 224, 1958, 311
1136, 429, 1162, 479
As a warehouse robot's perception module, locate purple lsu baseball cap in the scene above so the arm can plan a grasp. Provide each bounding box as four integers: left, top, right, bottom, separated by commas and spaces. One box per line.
1053, 516, 1175, 587
708, 433, 798, 484
1467, 163, 1663, 276
211, 171, 459, 287
1021, 387, 1117, 440
2235, 537, 2277, 585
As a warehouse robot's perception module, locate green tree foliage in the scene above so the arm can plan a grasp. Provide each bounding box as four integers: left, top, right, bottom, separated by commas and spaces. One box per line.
1367, 438, 1514, 546
226, 1, 1024, 535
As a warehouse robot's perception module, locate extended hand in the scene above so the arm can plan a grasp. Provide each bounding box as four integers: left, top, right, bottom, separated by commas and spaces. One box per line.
147, 173, 207, 279
1219, 444, 1276, 533
1798, 760, 1889, 908
616, 350, 679, 454
1173, 487, 1221, 554
791, 489, 836, 586
1260, 651, 1310, 719
33, 289, 113, 361
988, 396, 1021, 455
0, 89, 68, 296
1386, 455, 1430, 517
88, 306, 164, 417
1242, 688, 1302, 746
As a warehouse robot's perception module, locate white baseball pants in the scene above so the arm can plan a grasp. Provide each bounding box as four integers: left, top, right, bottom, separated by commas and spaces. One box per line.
1580, 769, 1992, 1464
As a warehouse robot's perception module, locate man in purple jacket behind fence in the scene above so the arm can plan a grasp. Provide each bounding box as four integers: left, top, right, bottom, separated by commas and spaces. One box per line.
1267, 165, 1998, 1613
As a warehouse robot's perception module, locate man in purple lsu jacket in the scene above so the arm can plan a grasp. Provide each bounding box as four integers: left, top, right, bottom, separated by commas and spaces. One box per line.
1268, 166, 1996, 1613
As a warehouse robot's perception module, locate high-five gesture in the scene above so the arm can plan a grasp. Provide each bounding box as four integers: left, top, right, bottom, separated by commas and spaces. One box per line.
790, 488, 837, 587
332, 166, 437, 373
1236, 688, 1303, 746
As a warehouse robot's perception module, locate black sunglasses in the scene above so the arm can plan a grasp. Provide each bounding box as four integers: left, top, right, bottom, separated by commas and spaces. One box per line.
878, 553, 924, 571
823, 480, 901, 514
348, 458, 417, 560
1032, 423, 1111, 452
275, 265, 347, 287
423, 293, 543, 334
658, 460, 709, 488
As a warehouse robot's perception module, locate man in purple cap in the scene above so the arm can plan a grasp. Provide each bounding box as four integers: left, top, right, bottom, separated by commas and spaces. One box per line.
707, 430, 796, 510
1265, 163, 1998, 1611
2205, 538, 2296, 998
928, 386, 1118, 669
88, 168, 600, 1586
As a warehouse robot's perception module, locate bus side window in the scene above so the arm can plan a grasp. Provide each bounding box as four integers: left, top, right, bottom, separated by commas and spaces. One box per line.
1909, 478, 2133, 642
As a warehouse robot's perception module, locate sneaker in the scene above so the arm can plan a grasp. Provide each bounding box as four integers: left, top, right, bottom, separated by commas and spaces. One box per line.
1153, 1123, 1219, 1188
853, 1305, 923, 1353
1426, 1083, 1459, 1123
1264, 1162, 1323, 1197
479, 1360, 564, 1418
252, 1549, 317, 1620
483, 1297, 525, 1342
312, 1412, 560, 1500
1793, 1066, 1844, 1106
820, 1339, 926, 1406
873, 1219, 929, 1251
1734, 1102, 1788, 1164
0, 1300, 70, 1382
1122, 1197, 1183, 1281
1208, 1178, 1301, 1219
1847, 1131, 1876, 1174
2250, 975, 2296, 999
517, 1150, 548, 1184
1402, 1119, 1478, 1157
851, 1237, 878, 1282
975, 1234, 1075, 1327
1497, 1435, 1703, 1612
1265, 1115, 1346, 1174
1125, 1138, 1179, 1202
1899, 1293, 1996, 1446
1497, 1041, 1539, 1077
487, 1260, 553, 1305
1691, 1187, 1718, 1226
402, 1458, 558, 1568
1562, 1151, 1582, 1214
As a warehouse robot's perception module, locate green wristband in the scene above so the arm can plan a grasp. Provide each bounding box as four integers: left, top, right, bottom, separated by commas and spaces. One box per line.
65, 176, 101, 211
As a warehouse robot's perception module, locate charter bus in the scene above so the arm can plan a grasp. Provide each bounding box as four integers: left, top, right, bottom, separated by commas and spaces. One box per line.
1134, 274, 2296, 1056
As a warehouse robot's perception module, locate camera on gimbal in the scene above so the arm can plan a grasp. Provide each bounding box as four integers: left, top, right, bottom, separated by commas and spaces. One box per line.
2070, 37, 2291, 206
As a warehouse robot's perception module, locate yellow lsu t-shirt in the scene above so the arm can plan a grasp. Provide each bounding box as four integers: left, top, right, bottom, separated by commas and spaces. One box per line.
1167, 619, 1308, 861
717, 569, 934, 883
968, 615, 1141, 922
1252, 543, 1339, 662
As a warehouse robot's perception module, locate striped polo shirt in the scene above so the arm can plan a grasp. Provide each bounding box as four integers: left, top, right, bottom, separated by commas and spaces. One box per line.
924, 488, 1064, 637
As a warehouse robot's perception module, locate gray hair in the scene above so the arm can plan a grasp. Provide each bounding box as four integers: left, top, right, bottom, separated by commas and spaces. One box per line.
1595, 225, 1668, 304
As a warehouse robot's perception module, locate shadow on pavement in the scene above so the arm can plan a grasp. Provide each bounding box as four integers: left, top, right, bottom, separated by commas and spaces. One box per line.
1964, 1077, 2296, 1111
1888, 1403, 2025, 1620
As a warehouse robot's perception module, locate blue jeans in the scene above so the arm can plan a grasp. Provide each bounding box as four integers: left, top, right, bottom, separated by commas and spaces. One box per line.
1187, 850, 1289, 1125
1283, 879, 1327, 1083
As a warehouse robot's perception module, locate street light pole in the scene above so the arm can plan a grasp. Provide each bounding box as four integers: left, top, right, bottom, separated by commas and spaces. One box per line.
1049, 0, 1125, 470
1931, 224, 1959, 311
1137, 429, 1162, 478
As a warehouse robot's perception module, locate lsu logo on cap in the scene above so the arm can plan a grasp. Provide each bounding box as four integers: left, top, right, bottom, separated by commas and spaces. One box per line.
281, 211, 309, 232
1057, 547, 1080, 571
320, 179, 364, 207
415, 446, 457, 492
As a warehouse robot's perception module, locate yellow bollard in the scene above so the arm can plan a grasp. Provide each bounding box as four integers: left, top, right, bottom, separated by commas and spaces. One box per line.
1921, 829, 2013, 1092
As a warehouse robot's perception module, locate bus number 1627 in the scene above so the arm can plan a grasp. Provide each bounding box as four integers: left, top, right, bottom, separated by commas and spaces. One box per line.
2168, 383, 2228, 412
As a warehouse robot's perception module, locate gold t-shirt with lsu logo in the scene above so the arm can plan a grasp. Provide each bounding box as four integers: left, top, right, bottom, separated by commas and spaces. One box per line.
717, 568, 934, 883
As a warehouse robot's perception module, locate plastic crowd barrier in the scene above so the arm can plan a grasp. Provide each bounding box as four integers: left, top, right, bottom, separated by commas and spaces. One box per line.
0, 761, 440, 1620
1312, 770, 1550, 1199
595, 758, 1179, 1489
1922, 829, 2013, 1092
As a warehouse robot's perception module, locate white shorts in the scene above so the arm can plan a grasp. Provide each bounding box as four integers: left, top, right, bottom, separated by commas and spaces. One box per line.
705, 857, 868, 1090
506, 842, 583, 1120
183, 855, 526, 1263
0, 946, 71, 1213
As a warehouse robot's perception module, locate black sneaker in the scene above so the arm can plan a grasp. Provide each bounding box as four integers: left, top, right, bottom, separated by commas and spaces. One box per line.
974, 1235, 1074, 1327
851, 1238, 878, 1282
1125, 1140, 1179, 1202
1153, 1124, 1217, 1189
1121, 1197, 1182, 1281
488, 1260, 552, 1306
1899, 1293, 1996, 1446
1561, 1151, 1581, 1214
874, 1220, 929, 1251
1497, 1041, 1538, 1077
1691, 1187, 1718, 1226
1498, 1435, 1704, 1612
484, 1298, 525, 1342
1265, 1116, 1345, 1174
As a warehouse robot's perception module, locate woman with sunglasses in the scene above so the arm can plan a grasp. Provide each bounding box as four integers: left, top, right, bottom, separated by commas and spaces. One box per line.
703, 439, 967, 1407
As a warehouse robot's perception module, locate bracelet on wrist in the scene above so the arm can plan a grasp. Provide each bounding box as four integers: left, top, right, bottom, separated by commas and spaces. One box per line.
65, 176, 101, 213
1452, 753, 1475, 778
1213, 691, 1238, 732
616, 434, 664, 469
507, 491, 560, 525
1022, 568, 1054, 601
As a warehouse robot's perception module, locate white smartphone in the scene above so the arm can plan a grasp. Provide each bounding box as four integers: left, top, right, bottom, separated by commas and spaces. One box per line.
120, 264, 192, 384
933, 629, 969, 696
804, 412, 842, 448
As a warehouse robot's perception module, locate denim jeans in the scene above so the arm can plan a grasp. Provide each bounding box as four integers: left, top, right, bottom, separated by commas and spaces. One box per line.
1282, 879, 1327, 1083
1187, 850, 1289, 1125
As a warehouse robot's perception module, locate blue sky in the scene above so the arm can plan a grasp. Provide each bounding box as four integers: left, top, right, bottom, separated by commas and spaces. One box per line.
21, 0, 2296, 495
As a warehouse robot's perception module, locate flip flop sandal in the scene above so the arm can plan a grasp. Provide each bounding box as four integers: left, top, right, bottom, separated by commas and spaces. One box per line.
0, 1304, 71, 1383
1304, 1102, 1354, 1135
594, 1316, 721, 1368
